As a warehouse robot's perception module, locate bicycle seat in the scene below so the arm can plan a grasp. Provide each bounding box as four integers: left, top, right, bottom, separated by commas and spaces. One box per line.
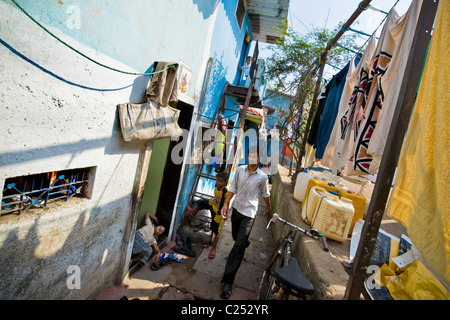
275, 257, 315, 296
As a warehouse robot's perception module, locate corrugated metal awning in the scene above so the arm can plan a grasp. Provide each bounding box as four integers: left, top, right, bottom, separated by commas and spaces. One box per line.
245, 0, 290, 43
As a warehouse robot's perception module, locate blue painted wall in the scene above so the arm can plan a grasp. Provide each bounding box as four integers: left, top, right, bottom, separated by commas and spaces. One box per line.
174, 0, 254, 226
4, 0, 270, 244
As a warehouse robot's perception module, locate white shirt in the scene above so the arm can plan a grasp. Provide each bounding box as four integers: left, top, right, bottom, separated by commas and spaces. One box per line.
138, 217, 157, 246
229, 165, 270, 218
241, 64, 250, 79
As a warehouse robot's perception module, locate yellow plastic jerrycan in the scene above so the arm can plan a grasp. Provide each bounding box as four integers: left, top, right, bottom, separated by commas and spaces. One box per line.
311, 191, 355, 243
302, 179, 339, 209
338, 189, 367, 235
301, 186, 327, 225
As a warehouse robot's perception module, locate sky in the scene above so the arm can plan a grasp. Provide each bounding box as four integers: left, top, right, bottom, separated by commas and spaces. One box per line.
256, 0, 414, 80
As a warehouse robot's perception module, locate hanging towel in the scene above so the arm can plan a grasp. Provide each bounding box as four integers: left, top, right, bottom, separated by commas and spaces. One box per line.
146, 62, 179, 107
347, 8, 402, 175
386, 0, 450, 285
351, 1, 423, 175
367, 0, 423, 160
321, 37, 377, 174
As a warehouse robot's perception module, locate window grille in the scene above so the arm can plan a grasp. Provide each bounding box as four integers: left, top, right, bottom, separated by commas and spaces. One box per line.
1, 167, 94, 217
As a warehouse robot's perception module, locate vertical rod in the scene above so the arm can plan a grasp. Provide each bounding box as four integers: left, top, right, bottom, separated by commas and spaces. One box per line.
295, 53, 327, 177
344, 0, 439, 300
294, 0, 373, 177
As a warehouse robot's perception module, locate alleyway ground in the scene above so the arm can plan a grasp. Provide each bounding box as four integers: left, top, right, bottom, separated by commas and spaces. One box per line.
98, 195, 273, 300
98, 165, 406, 300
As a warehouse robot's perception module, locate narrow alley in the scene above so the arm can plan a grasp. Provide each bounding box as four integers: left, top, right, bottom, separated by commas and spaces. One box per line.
1, 0, 448, 303
99, 191, 274, 300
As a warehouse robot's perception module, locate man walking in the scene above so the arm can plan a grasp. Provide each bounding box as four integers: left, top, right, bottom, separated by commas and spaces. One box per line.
219, 146, 271, 299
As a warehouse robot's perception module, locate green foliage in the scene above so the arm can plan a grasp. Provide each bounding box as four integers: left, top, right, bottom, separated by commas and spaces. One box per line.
265, 21, 361, 161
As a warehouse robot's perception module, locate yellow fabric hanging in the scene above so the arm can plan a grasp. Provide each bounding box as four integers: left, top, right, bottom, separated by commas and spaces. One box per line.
385, 0, 450, 285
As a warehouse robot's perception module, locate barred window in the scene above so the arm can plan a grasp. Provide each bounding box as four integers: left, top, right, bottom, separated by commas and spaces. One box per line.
1, 167, 95, 217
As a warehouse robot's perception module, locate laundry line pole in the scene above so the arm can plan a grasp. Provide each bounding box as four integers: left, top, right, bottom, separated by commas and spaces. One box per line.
344, 0, 439, 300
294, 0, 372, 175
322, 0, 373, 54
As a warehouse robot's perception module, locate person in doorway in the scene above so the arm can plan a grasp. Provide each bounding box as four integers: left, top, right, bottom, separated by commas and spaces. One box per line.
130, 212, 165, 269
238, 56, 252, 83
187, 171, 229, 259
219, 145, 271, 299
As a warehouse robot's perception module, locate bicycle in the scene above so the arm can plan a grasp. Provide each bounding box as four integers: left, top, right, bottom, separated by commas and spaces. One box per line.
257, 213, 329, 300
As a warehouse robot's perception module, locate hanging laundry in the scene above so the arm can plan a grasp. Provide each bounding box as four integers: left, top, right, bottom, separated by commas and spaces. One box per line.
117, 61, 183, 141
320, 36, 377, 174
307, 82, 330, 148
314, 58, 359, 160
351, 0, 423, 175
386, 0, 450, 285
366, 0, 423, 160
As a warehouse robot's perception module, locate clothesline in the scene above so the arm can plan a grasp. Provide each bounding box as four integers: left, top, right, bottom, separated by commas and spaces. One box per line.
10, 0, 175, 76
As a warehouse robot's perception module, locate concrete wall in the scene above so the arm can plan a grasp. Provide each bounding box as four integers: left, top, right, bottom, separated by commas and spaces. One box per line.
0, 0, 219, 299
270, 165, 351, 299
0, 0, 274, 299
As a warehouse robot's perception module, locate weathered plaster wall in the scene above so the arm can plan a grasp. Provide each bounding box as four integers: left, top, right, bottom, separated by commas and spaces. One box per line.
0, 1, 150, 299
6, 0, 219, 101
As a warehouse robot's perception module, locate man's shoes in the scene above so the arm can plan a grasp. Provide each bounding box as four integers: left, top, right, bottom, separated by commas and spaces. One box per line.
220, 283, 232, 299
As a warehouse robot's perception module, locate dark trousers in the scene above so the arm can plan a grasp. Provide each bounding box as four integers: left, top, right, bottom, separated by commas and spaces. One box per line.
221, 208, 255, 285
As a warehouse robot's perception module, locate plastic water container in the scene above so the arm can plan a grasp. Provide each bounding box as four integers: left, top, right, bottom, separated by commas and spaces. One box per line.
301, 179, 339, 209
311, 192, 355, 243
293, 170, 314, 203
339, 189, 367, 235
301, 186, 326, 225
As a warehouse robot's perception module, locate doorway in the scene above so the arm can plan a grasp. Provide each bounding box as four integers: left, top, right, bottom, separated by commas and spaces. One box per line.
138, 101, 193, 235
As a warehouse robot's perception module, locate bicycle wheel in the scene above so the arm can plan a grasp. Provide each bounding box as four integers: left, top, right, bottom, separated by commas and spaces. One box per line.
257, 237, 286, 300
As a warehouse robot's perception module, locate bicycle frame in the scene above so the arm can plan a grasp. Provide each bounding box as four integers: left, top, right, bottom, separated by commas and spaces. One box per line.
257, 228, 300, 300
257, 213, 320, 300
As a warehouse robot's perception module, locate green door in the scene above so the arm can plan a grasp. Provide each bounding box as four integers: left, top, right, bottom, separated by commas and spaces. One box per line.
138, 138, 170, 228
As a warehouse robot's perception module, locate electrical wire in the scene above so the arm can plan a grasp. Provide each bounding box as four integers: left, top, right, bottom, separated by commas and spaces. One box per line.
9, 0, 175, 76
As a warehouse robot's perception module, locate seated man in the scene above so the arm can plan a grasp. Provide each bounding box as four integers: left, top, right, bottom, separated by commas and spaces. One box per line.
129, 212, 165, 270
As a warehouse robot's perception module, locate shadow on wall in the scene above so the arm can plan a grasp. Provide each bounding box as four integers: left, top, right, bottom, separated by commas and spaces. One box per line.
192, 0, 219, 19
128, 63, 155, 104
0, 38, 155, 299
0, 190, 134, 299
